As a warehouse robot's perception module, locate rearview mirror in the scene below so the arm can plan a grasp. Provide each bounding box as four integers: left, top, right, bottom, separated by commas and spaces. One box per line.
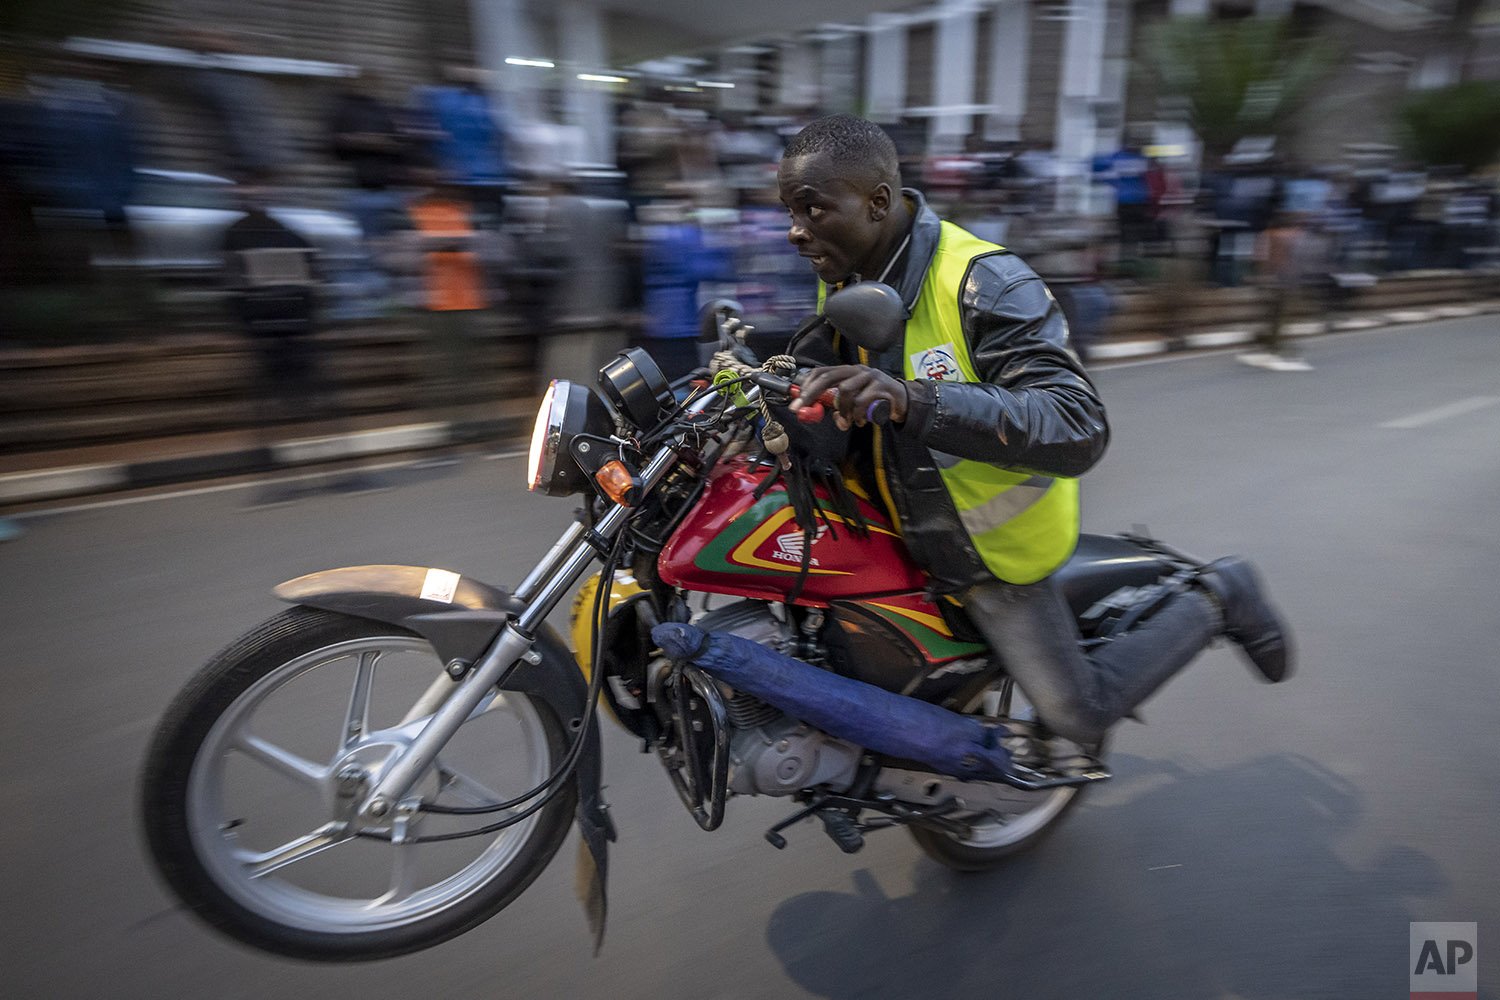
822, 282, 905, 354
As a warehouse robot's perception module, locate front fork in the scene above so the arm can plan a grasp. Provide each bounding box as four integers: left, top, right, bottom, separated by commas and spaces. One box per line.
359, 446, 680, 821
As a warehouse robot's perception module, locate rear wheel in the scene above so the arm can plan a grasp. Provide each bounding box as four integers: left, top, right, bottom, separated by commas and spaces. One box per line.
908, 682, 1100, 872
141, 607, 575, 960
908, 785, 1086, 871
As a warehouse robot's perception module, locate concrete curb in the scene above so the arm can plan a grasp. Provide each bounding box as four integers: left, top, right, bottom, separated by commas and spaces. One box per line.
1084, 300, 1500, 363
0, 417, 521, 506
3, 301, 1498, 507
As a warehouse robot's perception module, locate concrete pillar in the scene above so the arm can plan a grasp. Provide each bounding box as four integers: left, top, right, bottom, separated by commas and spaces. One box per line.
985, 0, 1031, 142
778, 40, 819, 109
718, 50, 759, 114
865, 12, 908, 123
931, 0, 979, 151
559, 1, 614, 166
1055, 0, 1107, 161
1095, 0, 1132, 153
821, 32, 861, 114
1054, 0, 1109, 209
469, 0, 545, 122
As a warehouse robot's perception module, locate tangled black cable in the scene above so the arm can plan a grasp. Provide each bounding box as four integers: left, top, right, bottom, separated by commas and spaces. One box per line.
363, 531, 624, 844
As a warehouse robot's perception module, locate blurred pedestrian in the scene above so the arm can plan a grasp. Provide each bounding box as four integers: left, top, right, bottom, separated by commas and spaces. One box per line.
1240, 209, 1318, 372
412, 65, 508, 225
330, 69, 410, 317
636, 197, 736, 381
617, 98, 684, 218
1052, 242, 1116, 361
182, 31, 288, 180
406, 173, 489, 447
735, 178, 817, 359
1094, 144, 1151, 264
331, 69, 410, 241
222, 176, 325, 503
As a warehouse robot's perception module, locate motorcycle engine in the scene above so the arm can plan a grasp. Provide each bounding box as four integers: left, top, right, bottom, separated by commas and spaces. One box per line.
656, 600, 862, 797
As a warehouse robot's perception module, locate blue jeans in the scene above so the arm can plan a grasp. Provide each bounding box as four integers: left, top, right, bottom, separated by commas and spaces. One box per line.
963, 577, 1219, 745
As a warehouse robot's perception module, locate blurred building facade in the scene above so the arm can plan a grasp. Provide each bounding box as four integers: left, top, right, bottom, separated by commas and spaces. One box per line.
25, 0, 1500, 189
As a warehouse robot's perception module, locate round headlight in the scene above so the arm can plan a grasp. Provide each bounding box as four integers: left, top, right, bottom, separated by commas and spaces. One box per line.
527, 381, 559, 492
526, 380, 610, 496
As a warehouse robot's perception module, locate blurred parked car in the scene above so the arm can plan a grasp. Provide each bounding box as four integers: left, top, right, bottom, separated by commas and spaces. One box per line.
76, 168, 363, 318
105, 167, 361, 273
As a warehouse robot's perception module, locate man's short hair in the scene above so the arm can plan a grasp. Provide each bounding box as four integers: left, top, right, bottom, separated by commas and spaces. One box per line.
783, 114, 900, 190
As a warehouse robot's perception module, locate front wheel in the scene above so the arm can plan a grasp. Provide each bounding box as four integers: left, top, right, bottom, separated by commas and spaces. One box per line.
141, 607, 576, 960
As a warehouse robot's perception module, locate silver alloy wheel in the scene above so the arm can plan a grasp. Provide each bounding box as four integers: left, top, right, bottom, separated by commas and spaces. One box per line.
184, 636, 551, 934
945, 681, 1077, 848
948, 786, 1078, 848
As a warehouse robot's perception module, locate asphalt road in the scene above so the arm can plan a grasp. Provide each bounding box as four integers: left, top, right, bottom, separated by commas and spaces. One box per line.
4, 317, 1498, 1000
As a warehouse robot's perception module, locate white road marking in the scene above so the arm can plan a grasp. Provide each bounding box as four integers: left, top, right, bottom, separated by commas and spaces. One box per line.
1088, 339, 1168, 360
1185, 330, 1254, 349
1381, 395, 1500, 429
1386, 309, 1437, 324
269, 423, 450, 464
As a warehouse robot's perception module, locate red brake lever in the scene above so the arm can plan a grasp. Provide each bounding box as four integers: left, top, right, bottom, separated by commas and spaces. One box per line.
788, 384, 836, 423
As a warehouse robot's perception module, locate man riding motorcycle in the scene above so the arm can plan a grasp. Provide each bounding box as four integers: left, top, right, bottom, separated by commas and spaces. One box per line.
781, 114, 1291, 747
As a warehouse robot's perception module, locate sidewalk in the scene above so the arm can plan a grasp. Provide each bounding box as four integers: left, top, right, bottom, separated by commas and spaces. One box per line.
3, 297, 1498, 511
0, 406, 531, 510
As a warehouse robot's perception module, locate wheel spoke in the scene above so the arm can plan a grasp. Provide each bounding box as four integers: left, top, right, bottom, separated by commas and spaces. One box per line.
382, 690, 506, 747
437, 762, 510, 810
342, 650, 381, 749
237, 823, 350, 879
467, 690, 511, 720
399, 670, 459, 726
370, 841, 422, 906
238, 733, 327, 789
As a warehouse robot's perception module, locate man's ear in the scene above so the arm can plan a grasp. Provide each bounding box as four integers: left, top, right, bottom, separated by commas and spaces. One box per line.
869, 183, 893, 222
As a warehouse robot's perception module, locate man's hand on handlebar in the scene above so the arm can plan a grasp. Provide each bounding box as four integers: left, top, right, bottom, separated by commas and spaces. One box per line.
791, 365, 908, 430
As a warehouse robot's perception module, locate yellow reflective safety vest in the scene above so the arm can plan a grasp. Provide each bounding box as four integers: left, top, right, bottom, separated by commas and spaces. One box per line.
822, 221, 1080, 585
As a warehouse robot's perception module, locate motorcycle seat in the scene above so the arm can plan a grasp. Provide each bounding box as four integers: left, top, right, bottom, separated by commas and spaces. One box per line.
1051, 533, 1179, 620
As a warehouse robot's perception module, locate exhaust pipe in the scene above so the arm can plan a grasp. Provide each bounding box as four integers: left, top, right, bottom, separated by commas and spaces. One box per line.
652, 623, 1012, 782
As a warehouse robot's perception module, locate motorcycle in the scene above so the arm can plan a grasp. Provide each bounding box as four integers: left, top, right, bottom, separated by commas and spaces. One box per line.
141, 282, 1207, 960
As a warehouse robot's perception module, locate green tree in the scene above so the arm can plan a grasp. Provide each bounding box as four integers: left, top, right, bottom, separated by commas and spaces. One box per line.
1398, 81, 1500, 172
1144, 16, 1336, 165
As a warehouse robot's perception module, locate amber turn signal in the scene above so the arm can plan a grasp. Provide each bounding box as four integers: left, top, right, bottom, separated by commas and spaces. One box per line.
595, 460, 640, 506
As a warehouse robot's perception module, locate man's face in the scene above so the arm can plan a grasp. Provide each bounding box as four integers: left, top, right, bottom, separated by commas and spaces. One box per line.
778, 152, 888, 285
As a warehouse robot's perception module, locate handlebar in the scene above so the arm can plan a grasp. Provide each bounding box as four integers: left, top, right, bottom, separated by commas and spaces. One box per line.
743, 370, 891, 426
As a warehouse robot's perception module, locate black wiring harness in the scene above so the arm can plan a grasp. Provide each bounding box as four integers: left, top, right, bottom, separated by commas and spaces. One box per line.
359, 531, 626, 844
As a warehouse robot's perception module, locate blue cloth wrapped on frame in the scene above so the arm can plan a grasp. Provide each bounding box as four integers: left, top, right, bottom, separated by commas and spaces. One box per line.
652, 622, 1011, 782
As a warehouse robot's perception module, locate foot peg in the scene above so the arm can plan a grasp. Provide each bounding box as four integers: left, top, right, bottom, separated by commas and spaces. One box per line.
819, 811, 864, 854
765, 795, 826, 849
1004, 755, 1113, 790
763, 796, 865, 853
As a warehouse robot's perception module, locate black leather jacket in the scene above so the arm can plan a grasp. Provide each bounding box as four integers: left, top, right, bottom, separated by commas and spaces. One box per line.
805, 190, 1110, 591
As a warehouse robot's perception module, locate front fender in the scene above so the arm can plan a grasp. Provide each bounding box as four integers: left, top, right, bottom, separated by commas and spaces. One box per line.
274, 565, 616, 950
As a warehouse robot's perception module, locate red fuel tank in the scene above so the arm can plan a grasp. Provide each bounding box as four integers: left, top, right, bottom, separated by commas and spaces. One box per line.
658, 456, 926, 606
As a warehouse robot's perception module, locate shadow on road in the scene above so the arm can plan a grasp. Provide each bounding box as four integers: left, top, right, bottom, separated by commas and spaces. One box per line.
765, 753, 1446, 1000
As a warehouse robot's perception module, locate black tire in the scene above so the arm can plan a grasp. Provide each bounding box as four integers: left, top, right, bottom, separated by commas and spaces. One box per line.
908, 784, 1091, 872
141, 606, 577, 961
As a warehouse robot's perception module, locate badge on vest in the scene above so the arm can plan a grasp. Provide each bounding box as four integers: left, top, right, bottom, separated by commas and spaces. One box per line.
911, 344, 963, 382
